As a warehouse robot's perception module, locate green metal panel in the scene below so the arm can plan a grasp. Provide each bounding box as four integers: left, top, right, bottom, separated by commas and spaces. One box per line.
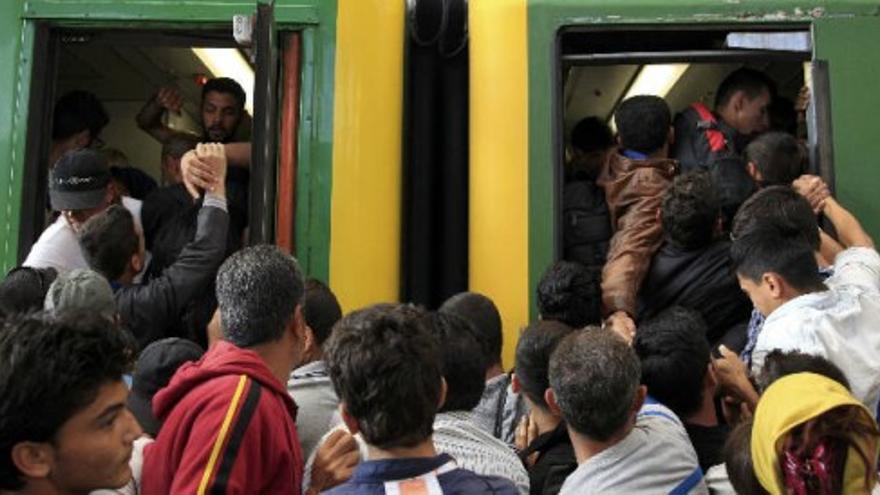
814, 16, 880, 242
525, 1, 880, 318
0, 0, 336, 275
292, 0, 337, 283
0, 1, 30, 272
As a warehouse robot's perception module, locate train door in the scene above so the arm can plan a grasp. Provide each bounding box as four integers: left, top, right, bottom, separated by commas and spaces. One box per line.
17, 5, 300, 263
556, 26, 831, 261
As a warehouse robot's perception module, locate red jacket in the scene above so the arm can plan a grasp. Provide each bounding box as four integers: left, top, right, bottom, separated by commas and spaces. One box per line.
141, 341, 303, 495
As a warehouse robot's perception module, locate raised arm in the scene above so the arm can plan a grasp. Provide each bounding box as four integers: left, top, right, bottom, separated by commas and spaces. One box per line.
136, 87, 184, 144
822, 197, 874, 249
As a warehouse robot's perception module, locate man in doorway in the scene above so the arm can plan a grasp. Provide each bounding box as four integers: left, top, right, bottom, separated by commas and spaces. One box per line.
49, 90, 109, 167
673, 68, 775, 225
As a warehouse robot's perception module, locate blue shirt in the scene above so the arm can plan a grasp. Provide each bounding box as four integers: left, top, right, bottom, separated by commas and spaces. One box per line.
323, 453, 518, 495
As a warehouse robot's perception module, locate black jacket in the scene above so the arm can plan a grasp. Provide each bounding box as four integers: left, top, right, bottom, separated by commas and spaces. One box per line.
520, 423, 577, 495
673, 106, 756, 227
116, 200, 229, 349
638, 240, 752, 346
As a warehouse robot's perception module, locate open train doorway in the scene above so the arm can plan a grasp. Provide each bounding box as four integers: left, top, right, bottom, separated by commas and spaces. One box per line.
19, 9, 298, 264
555, 25, 832, 264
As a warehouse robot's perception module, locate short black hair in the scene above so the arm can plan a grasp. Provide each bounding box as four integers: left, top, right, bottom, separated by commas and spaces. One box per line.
714, 68, 776, 110
425, 311, 487, 412
744, 132, 804, 187
730, 227, 822, 291
536, 261, 600, 328
304, 279, 342, 347
732, 186, 819, 251
723, 421, 768, 495
549, 328, 641, 441
570, 116, 614, 154
0, 267, 57, 317
325, 304, 442, 449
661, 170, 720, 250
755, 350, 850, 394
0, 313, 136, 490
216, 245, 304, 348
634, 307, 710, 419
514, 320, 573, 410
439, 292, 503, 366
78, 205, 139, 281
52, 90, 109, 141
202, 77, 246, 111
614, 95, 671, 155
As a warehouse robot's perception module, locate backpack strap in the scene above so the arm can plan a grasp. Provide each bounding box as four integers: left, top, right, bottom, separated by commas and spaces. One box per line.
690, 102, 728, 153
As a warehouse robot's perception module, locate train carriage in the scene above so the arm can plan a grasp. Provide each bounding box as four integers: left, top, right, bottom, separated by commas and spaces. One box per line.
0, 0, 878, 364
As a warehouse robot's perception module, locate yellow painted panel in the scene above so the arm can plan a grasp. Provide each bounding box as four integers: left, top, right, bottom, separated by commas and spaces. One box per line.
469, 0, 529, 369
329, 0, 404, 313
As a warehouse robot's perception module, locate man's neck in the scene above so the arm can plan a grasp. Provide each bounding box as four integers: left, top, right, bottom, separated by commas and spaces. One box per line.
569, 424, 631, 464
685, 390, 719, 428
248, 341, 294, 385
485, 362, 504, 381
367, 437, 437, 461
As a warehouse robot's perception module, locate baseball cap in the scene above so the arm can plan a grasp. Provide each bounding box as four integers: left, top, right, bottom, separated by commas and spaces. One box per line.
127, 337, 204, 437
49, 149, 111, 211
43, 268, 115, 319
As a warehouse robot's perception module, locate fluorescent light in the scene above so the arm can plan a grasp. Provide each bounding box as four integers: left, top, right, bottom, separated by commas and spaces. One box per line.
622, 63, 690, 101
192, 47, 255, 115
611, 63, 690, 132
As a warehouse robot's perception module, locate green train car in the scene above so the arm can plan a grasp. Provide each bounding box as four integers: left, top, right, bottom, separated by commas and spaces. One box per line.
0, 0, 878, 364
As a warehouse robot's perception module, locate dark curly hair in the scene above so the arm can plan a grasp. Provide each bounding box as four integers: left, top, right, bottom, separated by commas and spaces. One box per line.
0, 312, 136, 490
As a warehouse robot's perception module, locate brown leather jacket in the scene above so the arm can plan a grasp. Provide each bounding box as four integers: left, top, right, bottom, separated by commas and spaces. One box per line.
596, 151, 676, 316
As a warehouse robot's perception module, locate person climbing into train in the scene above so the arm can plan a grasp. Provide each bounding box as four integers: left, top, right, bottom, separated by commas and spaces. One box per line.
673, 67, 775, 228
596, 95, 676, 342
49, 90, 110, 168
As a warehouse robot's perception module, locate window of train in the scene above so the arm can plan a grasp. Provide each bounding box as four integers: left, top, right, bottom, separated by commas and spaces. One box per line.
554, 26, 831, 259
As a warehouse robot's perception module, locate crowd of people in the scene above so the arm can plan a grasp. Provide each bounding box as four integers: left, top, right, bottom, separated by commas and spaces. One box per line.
1, 66, 879, 495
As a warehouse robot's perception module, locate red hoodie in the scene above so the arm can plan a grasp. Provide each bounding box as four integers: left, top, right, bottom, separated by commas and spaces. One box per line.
141, 341, 303, 495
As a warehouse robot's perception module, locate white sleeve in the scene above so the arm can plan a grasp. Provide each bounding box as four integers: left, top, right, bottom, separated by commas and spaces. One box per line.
828, 247, 880, 292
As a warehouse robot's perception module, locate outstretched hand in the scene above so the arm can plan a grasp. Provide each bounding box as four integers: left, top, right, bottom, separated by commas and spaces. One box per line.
181, 143, 227, 199
307, 429, 360, 494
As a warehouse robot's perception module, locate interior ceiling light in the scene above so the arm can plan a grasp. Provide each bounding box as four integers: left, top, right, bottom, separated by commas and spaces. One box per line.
192, 47, 255, 115
610, 63, 690, 132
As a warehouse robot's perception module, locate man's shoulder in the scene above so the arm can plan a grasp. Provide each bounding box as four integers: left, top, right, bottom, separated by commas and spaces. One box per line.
24, 216, 86, 270
439, 468, 519, 494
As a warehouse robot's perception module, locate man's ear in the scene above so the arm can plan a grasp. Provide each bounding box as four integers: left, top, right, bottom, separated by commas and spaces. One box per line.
290, 304, 307, 339
545, 388, 563, 418
746, 161, 762, 182
705, 362, 718, 392
730, 90, 746, 113
11, 442, 52, 481
511, 372, 521, 394
762, 272, 785, 299
631, 385, 647, 417
130, 251, 144, 275
73, 129, 91, 150
437, 377, 448, 410
302, 325, 317, 354
339, 403, 360, 436
667, 125, 675, 146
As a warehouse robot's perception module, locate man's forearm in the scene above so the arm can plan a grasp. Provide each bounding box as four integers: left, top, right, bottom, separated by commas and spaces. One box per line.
823, 197, 874, 248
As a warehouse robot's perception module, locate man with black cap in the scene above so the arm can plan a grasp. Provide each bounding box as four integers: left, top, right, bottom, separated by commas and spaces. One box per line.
23, 149, 132, 272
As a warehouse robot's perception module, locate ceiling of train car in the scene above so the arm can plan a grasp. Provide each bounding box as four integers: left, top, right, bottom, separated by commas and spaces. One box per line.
56, 31, 252, 123
564, 60, 805, 141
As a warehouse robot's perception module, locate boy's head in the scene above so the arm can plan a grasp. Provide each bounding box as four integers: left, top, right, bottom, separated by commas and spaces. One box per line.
756, 350, 850, 394
0, 313, 140, 493
513, 320, 573, 411
536, 261, 599, 329
731, 227, 823, 317
303, 278, 343, 350
439, 291, 503, 370
661, 170, 720, 250
634, 307, 712, 419
325, 304, 444, 450
731, 185, 819, 251
78, 205, 143, 282
744, 132, 804, 187
0, 267, 57, 318
548, 328, 645, 442
425, 311, 487, 412
614, 95, 672, 155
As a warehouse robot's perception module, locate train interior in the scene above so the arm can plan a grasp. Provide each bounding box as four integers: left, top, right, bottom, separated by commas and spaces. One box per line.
54, 29, 254, 182
557, 26, 819, 255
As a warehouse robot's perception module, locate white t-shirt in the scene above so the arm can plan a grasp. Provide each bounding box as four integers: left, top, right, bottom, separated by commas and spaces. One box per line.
23, 197, 145, 273
751, 247, 880, 413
